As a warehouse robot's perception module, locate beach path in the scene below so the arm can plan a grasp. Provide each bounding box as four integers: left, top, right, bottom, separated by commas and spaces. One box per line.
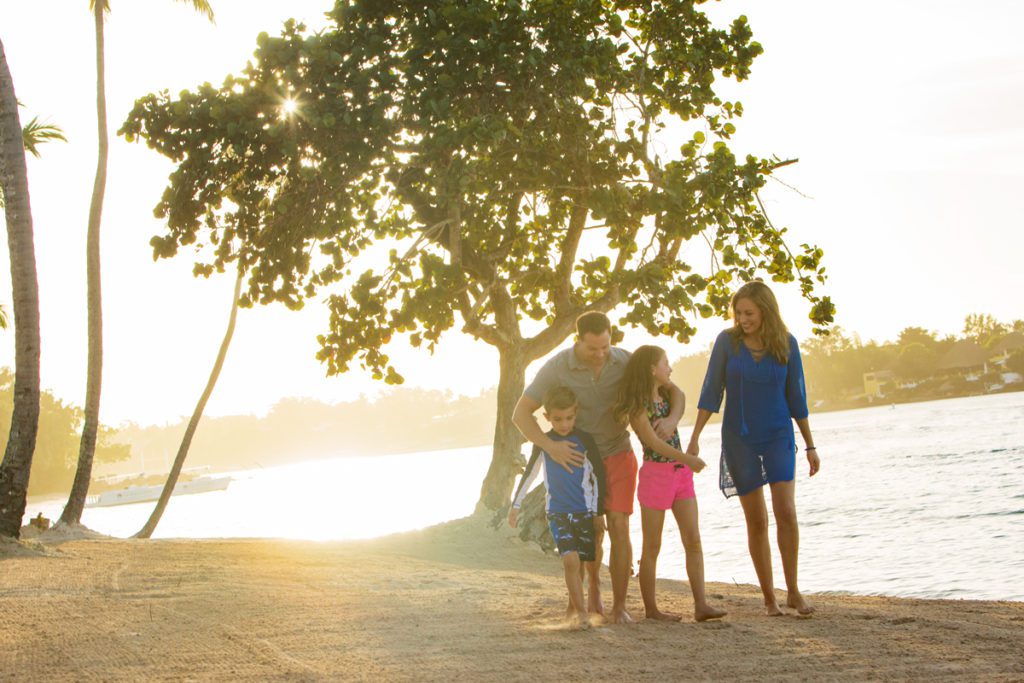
2, 516, 1023, 681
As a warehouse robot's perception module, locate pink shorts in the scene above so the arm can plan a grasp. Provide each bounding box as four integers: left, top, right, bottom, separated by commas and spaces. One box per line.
637, 460, 695, 510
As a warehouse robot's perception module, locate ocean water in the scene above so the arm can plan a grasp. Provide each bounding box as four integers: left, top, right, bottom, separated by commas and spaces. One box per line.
24, 392, 1024, 601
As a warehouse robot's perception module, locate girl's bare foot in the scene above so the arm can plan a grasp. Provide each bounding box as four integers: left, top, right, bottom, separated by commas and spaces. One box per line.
765, 601, 785, 617
694, 604, 727, 622
787, 592, 815, 615
645, 609, 682, 622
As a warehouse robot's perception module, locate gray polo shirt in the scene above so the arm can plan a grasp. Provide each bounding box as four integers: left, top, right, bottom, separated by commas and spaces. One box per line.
524, 346, 633, 458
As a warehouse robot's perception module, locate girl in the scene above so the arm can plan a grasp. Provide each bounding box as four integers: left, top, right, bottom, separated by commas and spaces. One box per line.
687, 281, 820, 616
614, 345, 727, 622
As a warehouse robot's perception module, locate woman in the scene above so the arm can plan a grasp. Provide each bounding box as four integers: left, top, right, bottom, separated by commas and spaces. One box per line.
686, 281, 821, 616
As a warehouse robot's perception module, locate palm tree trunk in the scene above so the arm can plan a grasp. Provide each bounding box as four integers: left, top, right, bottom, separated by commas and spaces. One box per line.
60, 1, 107, 526
0, 37, 42, 539
135, 269, 244, 539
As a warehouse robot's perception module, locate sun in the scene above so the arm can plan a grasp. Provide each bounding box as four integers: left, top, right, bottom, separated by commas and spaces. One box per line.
281, 98, 299, 117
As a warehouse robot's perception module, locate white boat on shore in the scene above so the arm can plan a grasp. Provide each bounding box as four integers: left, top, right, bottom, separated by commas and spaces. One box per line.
85, 475, 232, 508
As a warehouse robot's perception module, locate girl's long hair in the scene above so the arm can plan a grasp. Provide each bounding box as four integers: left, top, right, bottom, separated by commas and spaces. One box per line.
729, 281, 791, 364
613, 345, 670, 425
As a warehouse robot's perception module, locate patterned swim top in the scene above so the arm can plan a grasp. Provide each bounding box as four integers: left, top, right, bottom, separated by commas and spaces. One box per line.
643, 400, 681, 463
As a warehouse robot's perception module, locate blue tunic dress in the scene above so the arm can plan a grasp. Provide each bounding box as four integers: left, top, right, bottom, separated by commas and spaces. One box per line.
697, 330, 809, 497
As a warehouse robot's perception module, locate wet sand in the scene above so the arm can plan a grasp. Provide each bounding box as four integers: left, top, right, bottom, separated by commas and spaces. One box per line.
2, 515, 1022, 681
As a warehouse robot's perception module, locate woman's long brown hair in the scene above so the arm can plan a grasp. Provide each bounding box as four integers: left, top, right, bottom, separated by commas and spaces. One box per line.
729, 281, 791, 364
613, 345, 670, 425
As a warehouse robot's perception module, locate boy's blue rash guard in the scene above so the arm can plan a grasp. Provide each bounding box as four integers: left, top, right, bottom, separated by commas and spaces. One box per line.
697, 330, 809, 441
510, 429, 606, 515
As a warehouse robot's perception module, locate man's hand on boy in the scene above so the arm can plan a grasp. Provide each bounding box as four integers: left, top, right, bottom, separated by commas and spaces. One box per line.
507, 508, 519, 528
545, 440, 585, 472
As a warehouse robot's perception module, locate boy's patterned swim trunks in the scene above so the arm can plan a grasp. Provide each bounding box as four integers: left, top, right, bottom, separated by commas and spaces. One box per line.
546, 511, 596, 561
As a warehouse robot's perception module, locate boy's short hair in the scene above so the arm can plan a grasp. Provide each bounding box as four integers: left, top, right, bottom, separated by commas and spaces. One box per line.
543, 386, 578, 413
575, 311, 611, 338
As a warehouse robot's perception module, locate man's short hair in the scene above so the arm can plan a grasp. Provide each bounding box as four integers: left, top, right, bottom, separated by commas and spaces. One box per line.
575, 311, 611, 338
543, 386, 578, 413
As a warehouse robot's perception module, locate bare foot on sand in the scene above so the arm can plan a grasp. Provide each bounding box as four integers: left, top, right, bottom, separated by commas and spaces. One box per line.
787, 593, 815, 616
765, 602, 786, 617
645, 609, 682, 622
609, 607, 636, 625
568, 610, 591, 631
694, 604, 727, 622
588, 588, 605, 616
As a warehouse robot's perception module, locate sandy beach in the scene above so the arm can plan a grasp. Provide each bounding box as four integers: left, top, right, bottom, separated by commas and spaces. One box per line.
2, 515, 1022, 682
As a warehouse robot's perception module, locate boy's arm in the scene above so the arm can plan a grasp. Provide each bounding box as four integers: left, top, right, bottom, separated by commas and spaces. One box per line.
581, 433, 607, 514
510, 444, 544, 511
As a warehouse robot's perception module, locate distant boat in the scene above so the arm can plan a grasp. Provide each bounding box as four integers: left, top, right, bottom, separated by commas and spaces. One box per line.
85, 475, 232, 508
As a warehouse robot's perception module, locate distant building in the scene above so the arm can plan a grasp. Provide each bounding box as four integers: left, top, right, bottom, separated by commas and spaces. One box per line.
937, 340, 989, 380
990, 332, 1024, 367
863, 370, 895, 399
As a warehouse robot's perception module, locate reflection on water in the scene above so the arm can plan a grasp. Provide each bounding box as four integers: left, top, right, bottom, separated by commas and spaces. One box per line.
24, 392, 1024, 601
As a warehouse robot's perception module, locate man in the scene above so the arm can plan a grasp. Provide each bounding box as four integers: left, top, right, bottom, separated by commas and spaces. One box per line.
512, 311, 684, 624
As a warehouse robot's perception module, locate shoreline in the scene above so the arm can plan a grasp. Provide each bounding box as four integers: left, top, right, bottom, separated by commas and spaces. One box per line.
2, 515, 1022, 681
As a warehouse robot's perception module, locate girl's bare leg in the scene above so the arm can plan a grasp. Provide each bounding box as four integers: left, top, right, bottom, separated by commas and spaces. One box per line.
671, 497, 726, 621
769, 479, 814, 615
639, 506, 680, 621
739, 487, 784, 616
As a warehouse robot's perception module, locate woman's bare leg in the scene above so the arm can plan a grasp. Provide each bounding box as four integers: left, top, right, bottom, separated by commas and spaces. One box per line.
671, 498, 726, 621
739, 487, 784, 616
639, 506, 680, 621
769, 479, 814, 615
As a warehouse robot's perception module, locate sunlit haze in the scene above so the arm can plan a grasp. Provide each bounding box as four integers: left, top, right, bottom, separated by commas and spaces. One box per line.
1, 1, 1021, 426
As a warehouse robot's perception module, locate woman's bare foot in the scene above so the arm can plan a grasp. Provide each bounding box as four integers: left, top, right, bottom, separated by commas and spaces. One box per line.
694, 604, 727, 622
610, 606, 636, 625
765, 601, 785, 617
644, 608, 682, 622
787, 592, 815, 615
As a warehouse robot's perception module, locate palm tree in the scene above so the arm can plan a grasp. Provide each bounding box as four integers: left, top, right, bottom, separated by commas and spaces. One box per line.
136, 267, 242, 539
0, 36, 42, 538
60, 0, 215, 527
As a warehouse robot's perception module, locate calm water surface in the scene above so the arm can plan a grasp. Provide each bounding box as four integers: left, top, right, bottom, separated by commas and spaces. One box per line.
25, 392, 1024, 601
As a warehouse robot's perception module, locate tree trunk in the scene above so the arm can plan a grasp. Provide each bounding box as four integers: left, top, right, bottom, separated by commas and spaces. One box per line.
477, 345, 528, 512
60, 1, 107, 526
0, 37, 42, 539
135, 269, 243, 539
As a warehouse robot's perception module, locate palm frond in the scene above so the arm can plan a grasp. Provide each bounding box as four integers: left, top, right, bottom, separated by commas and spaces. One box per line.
22, 117, 68, 159
174, 0, 215, 23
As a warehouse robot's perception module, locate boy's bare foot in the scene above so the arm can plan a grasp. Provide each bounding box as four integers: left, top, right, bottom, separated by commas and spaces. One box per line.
694, 604, 727, 622
765, 602, 785, 617
568, 610, 591, 631
609, 607, 635, 625
588, 588, 605, 615
787, 593, 815, 615
645, 609, 682, 622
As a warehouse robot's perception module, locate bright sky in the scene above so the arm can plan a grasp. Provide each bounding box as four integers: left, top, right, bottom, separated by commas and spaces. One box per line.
1, 1, 1022, 427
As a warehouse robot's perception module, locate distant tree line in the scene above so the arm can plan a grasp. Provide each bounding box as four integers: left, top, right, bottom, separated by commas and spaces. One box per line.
0, 369, 129, 497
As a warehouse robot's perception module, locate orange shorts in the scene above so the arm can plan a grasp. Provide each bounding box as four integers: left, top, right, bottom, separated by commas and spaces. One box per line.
603, 449, 638, 515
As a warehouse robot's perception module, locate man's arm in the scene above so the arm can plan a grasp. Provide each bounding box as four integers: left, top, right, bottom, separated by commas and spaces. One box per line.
651, 381, 685, 441
512, 395, 584, 472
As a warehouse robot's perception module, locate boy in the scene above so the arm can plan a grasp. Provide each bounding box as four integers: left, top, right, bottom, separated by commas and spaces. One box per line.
508, 386, 605, 630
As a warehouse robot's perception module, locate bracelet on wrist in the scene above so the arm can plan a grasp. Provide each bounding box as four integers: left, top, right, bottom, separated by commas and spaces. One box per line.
805, 446, 817, 451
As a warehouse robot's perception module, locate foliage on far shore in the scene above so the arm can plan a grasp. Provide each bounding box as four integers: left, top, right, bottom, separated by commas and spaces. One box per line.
0, 369, 129, 497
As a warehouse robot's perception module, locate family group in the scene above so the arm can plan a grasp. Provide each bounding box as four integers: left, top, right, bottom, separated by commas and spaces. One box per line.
508, 281, 820, 629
